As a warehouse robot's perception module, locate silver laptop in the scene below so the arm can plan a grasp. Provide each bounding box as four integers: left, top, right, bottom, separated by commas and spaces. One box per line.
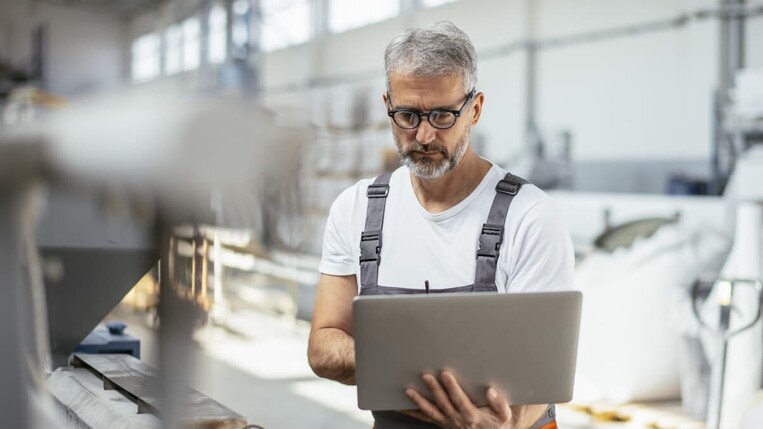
353, 291, 582, 411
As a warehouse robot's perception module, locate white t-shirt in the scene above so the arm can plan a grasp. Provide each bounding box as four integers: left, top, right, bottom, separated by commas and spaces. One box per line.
319, 164, 574, 293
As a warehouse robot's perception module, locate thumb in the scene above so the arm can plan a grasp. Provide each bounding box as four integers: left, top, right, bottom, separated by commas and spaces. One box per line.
487, 387, 511, 422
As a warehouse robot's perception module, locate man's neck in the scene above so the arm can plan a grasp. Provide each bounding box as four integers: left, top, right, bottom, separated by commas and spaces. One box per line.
410, 150, 492, 214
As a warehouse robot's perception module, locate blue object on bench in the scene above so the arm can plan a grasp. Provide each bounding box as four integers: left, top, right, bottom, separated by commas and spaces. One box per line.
75, 321, 140, 359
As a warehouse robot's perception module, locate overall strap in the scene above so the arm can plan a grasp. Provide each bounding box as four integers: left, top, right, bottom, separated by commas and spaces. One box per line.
360, 172, 392, 290
474, 172, 529, 285
529, 405, 557, 429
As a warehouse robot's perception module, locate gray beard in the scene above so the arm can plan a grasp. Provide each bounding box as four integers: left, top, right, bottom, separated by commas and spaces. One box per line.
394, 131, 470, 179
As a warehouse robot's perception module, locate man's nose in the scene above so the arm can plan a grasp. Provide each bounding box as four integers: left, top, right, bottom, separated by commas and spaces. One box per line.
415, 119, 437, 145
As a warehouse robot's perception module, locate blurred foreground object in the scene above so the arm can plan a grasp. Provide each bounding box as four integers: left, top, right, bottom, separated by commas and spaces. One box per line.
0, 93, 310, 428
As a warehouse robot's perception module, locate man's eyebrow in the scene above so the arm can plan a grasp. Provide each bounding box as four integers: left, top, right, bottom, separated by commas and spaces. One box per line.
389, 103, 418, 111
389, 102, 459, 111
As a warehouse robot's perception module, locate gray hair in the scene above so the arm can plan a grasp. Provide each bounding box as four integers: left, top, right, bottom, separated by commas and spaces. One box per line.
384, 21, 477, 93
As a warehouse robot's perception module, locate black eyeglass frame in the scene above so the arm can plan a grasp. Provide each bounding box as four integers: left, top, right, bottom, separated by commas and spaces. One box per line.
386, 88, 476, 130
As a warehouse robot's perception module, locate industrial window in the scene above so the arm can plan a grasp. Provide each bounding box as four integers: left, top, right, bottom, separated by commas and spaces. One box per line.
164, 25, 182, 75
328, 0, 398, 33
208, 3, 228, 64
260, 0, 312, 52
420, 0, 458, 7
131, 33, 161, 83
183, 17, 201, 71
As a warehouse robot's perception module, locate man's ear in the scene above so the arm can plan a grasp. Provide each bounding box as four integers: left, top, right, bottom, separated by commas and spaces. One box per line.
382, 92, 393, 125
470, 92, 484, 125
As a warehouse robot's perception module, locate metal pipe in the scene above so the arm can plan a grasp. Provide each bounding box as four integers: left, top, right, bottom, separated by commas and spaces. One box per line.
707, 281, 734, 429
711, 91, 724, 195
711, 0, 748, 194
225, 0, 233, 63
247, 0, 263, 99
524, 0, 539, 154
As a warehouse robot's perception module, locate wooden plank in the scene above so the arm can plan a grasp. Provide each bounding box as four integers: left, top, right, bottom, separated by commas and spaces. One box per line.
72, 353, 247, 429
48, 367, 160, 429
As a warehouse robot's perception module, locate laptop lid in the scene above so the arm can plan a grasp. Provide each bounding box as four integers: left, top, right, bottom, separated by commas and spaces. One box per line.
353, 291, 582, 411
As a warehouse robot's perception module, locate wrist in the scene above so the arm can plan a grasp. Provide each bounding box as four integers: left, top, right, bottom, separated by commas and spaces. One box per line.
528, 404, 556, 429
505, 404, 553, 429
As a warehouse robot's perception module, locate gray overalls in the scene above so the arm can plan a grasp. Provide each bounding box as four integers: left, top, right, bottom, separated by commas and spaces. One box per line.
358, 171, 558, 429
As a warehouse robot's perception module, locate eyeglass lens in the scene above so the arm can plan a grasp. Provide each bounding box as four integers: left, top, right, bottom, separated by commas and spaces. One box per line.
393, 110, 457, 129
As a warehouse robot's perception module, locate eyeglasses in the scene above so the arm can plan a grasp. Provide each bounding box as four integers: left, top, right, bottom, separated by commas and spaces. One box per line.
387, 88, 476, 130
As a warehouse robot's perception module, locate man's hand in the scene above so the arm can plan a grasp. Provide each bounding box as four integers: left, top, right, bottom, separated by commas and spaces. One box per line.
402, 370, 511, 429
402, 371, 549, 429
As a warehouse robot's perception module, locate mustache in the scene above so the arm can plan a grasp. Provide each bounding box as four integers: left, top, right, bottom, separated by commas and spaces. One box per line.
402, 144, 448, 157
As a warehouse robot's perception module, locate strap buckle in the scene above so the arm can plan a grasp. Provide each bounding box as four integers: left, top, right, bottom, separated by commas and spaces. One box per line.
496, 179, 521, 195
367, 184, 389, 198
360, 230, 382, 264
477, 224, 503, 258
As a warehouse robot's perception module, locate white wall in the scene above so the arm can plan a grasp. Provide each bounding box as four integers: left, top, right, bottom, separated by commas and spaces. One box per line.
261, 0, 762, 166
0, 0, 126, 97
534, 0, 718, 161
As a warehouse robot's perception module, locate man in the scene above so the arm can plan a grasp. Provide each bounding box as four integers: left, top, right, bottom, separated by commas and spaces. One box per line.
307, 21, 574, 429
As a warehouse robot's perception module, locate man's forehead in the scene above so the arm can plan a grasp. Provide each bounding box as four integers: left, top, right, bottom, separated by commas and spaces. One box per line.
388, 73, 466, 105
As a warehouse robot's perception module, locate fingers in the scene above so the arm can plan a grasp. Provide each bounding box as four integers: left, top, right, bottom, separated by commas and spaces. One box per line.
486, 387, 511, 422
422, 373, 460, 419
439, 370, 477, 415
405, 388, 445, 425
406, 372, 511, 428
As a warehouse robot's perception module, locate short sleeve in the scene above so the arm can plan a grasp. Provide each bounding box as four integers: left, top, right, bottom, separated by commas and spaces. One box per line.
319, 190, 357, 276
506, 198, 575, 292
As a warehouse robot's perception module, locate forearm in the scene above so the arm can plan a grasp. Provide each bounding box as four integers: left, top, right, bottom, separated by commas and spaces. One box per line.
307, 327, 356, 385
505, 404, 550, 429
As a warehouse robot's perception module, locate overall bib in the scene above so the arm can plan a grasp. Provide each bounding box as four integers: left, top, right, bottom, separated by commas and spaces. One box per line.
358, 171, 558, 429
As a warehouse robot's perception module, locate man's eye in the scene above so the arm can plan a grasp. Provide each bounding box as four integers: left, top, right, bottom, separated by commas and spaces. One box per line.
395, 111, 418, 126
430, 111, 455, 126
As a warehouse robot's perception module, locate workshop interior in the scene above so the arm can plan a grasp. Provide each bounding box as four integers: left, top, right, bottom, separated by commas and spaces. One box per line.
1, 0, 762, 428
